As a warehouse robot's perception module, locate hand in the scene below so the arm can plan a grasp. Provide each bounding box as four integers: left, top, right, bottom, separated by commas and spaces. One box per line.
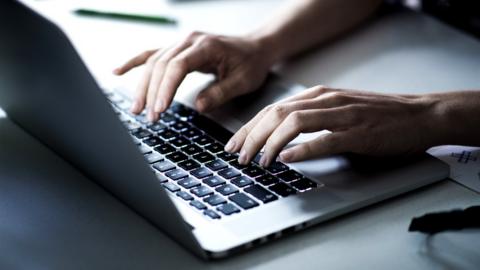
224, 86, 441, 167
114, 32, 274, 122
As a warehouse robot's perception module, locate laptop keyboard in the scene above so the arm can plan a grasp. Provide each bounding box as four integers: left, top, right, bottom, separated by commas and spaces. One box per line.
105, 90, 322, 220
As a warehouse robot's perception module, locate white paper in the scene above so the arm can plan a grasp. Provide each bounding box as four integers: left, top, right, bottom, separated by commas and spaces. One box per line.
428, 145, 480, 193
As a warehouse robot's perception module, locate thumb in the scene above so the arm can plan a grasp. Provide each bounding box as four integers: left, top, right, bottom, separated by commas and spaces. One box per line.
195, 74, 249, 112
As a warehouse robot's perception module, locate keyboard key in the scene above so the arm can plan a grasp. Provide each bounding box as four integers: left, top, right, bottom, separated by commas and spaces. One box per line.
229, 159, 248, 169
269, 182, 296, 197
229, 193, 259, 210
205, 159, 228, 171
192, 152, 215, 163
203, 209, 221, 219
216, 184, 238, 196
176, 191, 194, 201
244, 185, 278, 203
266, 162, 289, 174
178, 159, 200, 171
177, 177, 201, 189
231, 176, 253, 187
277, 170, 303, 182
290, 178, 318, 191
204, 194, 226, 206
217, 203, 240, 215
203, 176, 226, 187
152, 160, 175, 172
182, 127, 203, 139
154, 143, 175, 155
154, 172, 168, 183
170, 136, 190, 148
205, 143, 223, 154
138, 144, 152, 154
135, 114, 149, 124
132, 129, 152, 139
147, 122, 166, 132
191, 185, 213, 197
217, 151, 237, 162
125, 121, 141, 131
166, 151, 188, 163
171, 121, 190, 132
218, 168, 240, 179
163, 182, 180, 192
256, 174, 280, 186
160, 112, 176, 124
165, 168, 188, 180
143, 136, 163, 147
158, 129, 177, 140
190, 200, 207, 210
170, 103, 196, 119
182, 144, 203, 155
193, 135, 214, 146
243, 165, 265, 178
144, 152, 164, 164
190, 114, 232, 144
190, 167, 213, 179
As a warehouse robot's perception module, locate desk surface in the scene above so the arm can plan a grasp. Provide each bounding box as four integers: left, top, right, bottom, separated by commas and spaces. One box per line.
1, 0, 480, 269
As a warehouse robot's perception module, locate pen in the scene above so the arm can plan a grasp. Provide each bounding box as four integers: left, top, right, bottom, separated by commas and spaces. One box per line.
74, 8, 178, 25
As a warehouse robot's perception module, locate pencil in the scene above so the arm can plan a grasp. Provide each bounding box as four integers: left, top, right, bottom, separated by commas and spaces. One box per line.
74, 8, 178, 25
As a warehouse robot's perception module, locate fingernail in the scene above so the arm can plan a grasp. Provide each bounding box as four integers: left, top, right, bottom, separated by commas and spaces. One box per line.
224, 140, 236, 152
113, 68, 119, 74
238, 149, 248, 165
279, 150, 293, 163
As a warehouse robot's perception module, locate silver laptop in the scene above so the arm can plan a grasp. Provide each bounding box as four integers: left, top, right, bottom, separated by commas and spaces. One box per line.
0, 1, 449, 259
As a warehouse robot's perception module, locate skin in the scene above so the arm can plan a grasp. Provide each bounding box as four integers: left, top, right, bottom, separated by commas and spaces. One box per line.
115, 0, 480, 167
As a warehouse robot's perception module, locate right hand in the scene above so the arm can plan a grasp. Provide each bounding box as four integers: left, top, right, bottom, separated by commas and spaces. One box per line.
113, 31, 275, 122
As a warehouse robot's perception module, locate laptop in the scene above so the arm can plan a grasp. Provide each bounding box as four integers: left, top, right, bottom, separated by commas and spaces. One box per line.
0, 1, 449, 259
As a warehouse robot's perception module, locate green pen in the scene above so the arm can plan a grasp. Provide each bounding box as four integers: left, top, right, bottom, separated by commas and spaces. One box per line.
74, 8, 177, 25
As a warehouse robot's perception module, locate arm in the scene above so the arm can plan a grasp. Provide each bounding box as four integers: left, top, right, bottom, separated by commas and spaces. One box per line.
114, 0, 382, 121
251, 0, 383, 63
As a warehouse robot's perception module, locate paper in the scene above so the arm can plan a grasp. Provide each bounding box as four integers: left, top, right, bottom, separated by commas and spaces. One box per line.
428, 145, 480, 193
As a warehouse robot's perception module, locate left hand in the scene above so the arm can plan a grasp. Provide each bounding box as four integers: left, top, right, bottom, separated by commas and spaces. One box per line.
224, 86, 441, 167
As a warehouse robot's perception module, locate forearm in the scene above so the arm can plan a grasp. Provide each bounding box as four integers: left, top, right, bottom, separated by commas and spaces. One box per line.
427, 91, 480, 146
248, 0, 382, 64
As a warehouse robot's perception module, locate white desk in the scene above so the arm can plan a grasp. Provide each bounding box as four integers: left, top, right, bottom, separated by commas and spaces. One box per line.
1, 0, 480, 269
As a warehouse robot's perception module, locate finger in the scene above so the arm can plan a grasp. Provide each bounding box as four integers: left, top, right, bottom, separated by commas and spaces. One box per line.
260, 108, 350, 166
224, 86, 336, 153
279, 132, 350, 163
130, 48, 173, 114
144, 41, 197, 121
195, 72, 250, 113
152, 42, 212, 114
279, 85, 336, 103
236, 100, 329, 165
113, 49, 158, 75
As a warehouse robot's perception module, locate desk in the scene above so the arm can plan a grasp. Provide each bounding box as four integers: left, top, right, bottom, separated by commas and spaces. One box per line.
1, 0, 480, 269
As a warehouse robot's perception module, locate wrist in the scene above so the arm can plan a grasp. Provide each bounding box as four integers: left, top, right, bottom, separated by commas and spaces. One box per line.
245, 32, 285, 66
421, 93, 458, 146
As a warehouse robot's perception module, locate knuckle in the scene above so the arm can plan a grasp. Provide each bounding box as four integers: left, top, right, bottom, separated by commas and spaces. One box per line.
286, 111, 303, 130
271, 104, 288, 118
170, 57, 188, 72
186, 31, 202, 41
325, 92, 351, 104
313, 85, 328, 95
